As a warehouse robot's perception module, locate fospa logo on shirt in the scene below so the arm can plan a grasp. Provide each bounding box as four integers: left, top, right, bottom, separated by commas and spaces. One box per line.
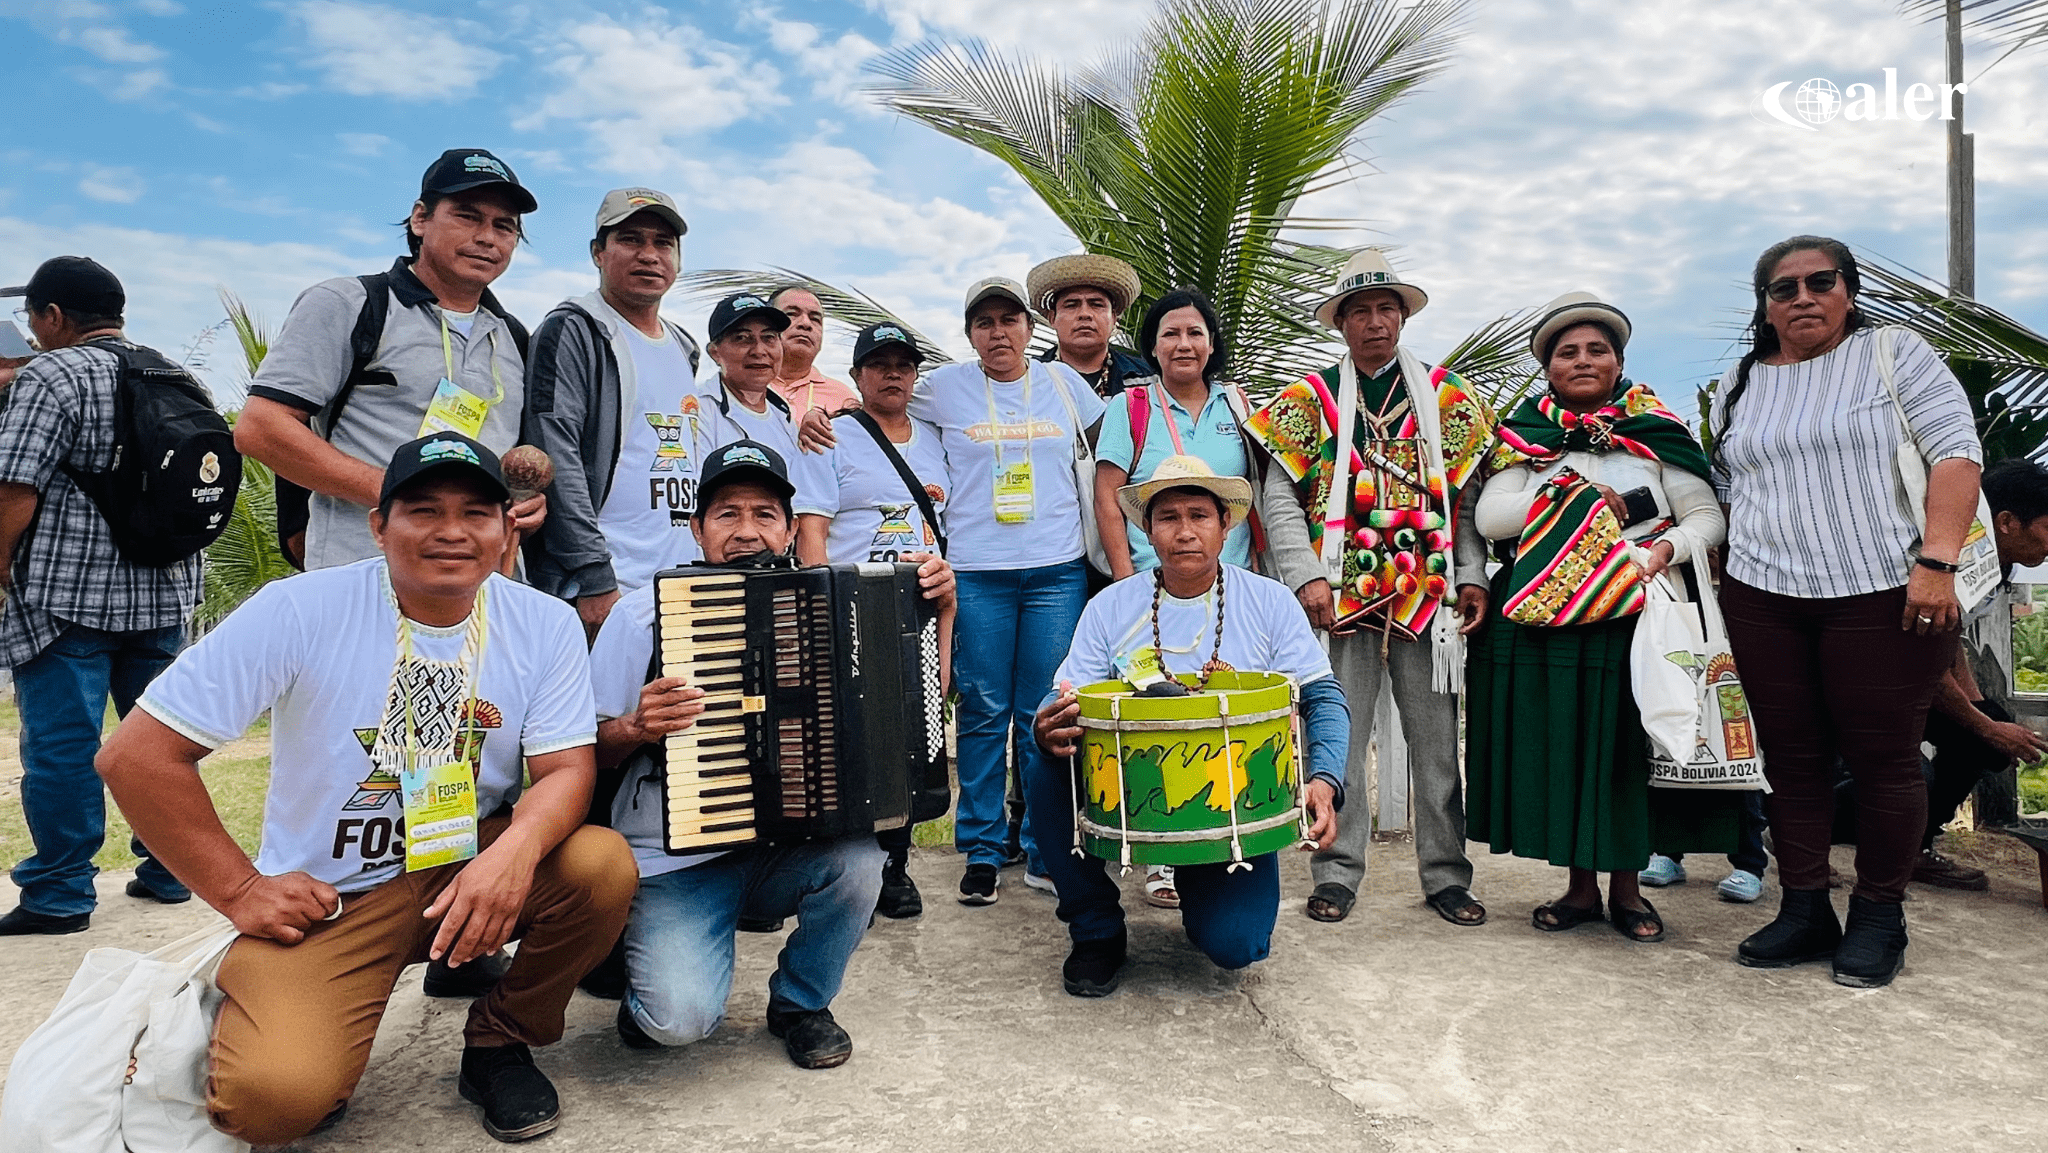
334, 662, 502, 869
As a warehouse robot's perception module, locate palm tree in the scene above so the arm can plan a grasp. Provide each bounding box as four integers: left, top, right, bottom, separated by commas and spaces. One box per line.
195, 291, 295, 627
684, 0, 1541, 406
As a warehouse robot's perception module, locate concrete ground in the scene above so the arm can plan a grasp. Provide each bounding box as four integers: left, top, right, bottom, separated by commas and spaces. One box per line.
3, 839, 2045, 1153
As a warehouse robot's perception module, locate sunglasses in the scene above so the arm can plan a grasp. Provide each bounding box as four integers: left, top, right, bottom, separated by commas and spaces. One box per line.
1764, 270, 1845, 303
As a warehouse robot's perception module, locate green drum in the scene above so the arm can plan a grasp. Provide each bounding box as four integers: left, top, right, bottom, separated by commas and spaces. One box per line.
1075, 671, 1303, 868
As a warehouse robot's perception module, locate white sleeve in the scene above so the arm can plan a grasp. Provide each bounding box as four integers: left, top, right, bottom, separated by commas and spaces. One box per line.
1658, 466, 1725, 564
790, 439, 841, 518
1258, 579, 1334, 685
138, 581, 305, 748
1474, 466, 1539, 543
1052, 594, 1119, 691
520, 600, 600, 755
589, 584, 658, 721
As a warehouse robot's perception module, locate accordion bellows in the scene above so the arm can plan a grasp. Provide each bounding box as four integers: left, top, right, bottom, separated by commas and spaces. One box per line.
653, 562, 948, 854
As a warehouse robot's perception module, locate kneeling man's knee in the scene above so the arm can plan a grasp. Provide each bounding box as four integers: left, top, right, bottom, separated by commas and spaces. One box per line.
1190, 929, 1269, 972
208, 1052, 354, 1145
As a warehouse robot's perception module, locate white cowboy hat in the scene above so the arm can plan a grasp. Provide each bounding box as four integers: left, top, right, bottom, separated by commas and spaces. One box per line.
1528, 291, 1632, 361
1116, 455, 1254, 530
1313, 248, 1428, 329
1026, 253, 1143, 317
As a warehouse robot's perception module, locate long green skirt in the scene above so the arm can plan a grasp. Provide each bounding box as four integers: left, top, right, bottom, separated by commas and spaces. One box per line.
1466, 576, 1739, 872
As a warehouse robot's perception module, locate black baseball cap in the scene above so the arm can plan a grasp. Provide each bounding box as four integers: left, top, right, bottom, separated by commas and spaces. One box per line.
6, 256, 124, 316
380, 432, 511, 507
706, 292, 790, 344
419, 148, 537, 214
694, 440, 795, 516
851, 321, 925, 370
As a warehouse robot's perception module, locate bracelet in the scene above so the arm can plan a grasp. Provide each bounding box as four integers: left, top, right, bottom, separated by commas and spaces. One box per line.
1914, 555, 1961, 574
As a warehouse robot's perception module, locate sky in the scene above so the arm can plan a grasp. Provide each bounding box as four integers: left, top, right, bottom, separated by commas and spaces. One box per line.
3, 0, 2044, 416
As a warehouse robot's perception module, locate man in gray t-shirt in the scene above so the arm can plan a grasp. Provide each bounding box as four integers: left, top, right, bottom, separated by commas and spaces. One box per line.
237, 148, 544, 569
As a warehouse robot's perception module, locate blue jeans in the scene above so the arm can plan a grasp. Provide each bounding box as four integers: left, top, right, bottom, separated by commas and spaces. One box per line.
1023, 752, 1281, 969
621, 837, 885, 1046
952, 560, 1088, 871
11, 622, 186, 915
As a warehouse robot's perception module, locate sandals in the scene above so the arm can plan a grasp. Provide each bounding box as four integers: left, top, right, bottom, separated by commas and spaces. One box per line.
1425, 885, 1487, 927
1144, 866, 1180, 910
1531, 897, 1605, 932
1305, 882, 1355, 923
1610, 897, 1665, 943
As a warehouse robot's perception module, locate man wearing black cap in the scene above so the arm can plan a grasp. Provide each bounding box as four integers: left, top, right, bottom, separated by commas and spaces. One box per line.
524, 187, 705, 638
693, 293, 808, 489
98, 432, 638, 1145
791, 323, 953, 918
0, 257, 198, 933
237, 148, 544, 571
588, 439, 953, 1069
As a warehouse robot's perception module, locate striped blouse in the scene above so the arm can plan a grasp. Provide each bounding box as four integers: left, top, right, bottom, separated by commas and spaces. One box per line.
1710, 326, 1981, 599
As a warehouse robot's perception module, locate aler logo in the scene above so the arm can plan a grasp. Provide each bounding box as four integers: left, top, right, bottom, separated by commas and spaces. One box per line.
1754, 68, 1965, 132
199, 452, 221, 484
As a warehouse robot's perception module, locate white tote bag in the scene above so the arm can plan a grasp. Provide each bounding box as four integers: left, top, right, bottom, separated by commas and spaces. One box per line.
1873, 324, 2001, 610
0, 924, 249, 1153
1045, 365, 1112, 574
1631, 555, 1768, 790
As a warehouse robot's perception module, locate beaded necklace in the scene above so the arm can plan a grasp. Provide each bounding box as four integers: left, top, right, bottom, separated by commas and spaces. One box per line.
1150, 564, 1229, 689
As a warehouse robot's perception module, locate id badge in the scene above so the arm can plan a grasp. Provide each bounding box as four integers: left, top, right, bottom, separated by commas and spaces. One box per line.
418, 378, 493, 439
993, 458, 1035, 524
1116, 645, 1168, 689
401, 755, 480, 872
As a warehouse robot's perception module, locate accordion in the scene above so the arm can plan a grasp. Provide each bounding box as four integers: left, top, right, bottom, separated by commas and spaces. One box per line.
653, 560, 948, 854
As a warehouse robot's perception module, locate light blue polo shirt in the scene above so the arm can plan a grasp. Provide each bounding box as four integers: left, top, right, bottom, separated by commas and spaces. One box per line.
1095, 381, 1251, 571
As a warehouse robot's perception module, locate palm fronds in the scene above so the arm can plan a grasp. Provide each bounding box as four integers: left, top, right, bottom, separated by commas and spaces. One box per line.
1900, 0, 2048, 47
1437, 309, 1542, 413
196, 291, 293, 627
678, 267, 956, 366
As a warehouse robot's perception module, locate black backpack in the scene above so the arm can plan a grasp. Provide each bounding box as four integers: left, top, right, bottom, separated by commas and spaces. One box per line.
62, 338, 242, 567
273, 272, 529, 567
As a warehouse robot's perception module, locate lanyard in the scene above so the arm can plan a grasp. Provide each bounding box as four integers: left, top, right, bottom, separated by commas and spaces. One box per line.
379, 575, 490, 773
981, 363, 1036, 468
438, 310, 507, 407
1114, 586, 1216, 655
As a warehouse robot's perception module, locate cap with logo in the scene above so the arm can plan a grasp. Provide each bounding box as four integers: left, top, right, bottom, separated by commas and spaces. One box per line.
380, 432, 511, 507
595, 187, 687, 238
706, 292, 791, 344
4, 256, 125, 316
962, 276, 1030, 320
851, 321, 925, 370
695, 439, 795, 513
419, 148, 537, 215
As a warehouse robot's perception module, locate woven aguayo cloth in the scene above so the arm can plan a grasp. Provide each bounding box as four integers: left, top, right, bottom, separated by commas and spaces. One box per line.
1467, 570, 1739, 871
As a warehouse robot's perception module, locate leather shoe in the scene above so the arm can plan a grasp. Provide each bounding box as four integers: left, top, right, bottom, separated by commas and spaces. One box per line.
423, 948, 513, 998
0, 906, 90, 936
125, 878, 192, 904
1737, 887, 1841, 968
616, 1004, 662, 1050
766, 1006, 853, 1069
876, 856, 922, 919
1911, 848, 1989, 892
458, 1043, 560, 1142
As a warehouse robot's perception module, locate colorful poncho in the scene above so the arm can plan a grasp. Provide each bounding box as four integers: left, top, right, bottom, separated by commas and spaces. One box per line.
1246, 355, 1497, 638
1486, 378, 1710, 481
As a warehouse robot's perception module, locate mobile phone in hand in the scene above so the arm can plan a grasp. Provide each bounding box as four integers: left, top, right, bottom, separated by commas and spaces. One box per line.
0, 321, 31, 359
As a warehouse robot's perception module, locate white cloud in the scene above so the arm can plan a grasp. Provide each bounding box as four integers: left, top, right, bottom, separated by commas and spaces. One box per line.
761, 13, 884, 108
77, 165, 143, 203
517, 15, 785, 162
108, 66, 169, 100
337, 131, 389, 156
287, 0, 501, 99
69, 23, 163, 62
136, 0, 183, 14
862, 0, 1158, 63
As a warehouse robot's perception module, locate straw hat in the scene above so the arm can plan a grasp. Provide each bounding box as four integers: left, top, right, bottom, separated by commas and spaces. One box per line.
1116, 455, 1254, 530
1313, 249, 1428, 329
1026, 253, 1143, 317
1528, 291, 1632, 361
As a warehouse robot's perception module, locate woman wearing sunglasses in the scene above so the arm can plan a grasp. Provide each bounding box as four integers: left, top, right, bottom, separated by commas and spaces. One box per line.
1711, 235, 1983, 988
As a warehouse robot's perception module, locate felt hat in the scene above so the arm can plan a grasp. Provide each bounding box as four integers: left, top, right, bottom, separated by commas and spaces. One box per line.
1528, 291, 1632, 361
1116, 455, 1254, 530
1314, 249, 1427, 329
1026, 253, 1143, 317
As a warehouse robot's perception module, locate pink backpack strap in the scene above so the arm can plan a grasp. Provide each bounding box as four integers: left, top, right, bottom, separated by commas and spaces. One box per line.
1126, 385, 1150, 472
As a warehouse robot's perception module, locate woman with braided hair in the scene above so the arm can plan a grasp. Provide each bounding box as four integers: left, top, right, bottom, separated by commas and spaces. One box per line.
1031, 457, 1348, 997
1711, 235, 1982, 988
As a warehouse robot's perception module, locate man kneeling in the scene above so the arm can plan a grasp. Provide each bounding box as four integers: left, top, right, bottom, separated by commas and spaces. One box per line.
98, 434, 637, 1145
591, 439, 953, 1067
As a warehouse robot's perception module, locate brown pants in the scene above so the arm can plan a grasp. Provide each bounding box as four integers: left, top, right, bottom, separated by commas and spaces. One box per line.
1721, 578, 1955, 903
206, 820, 636, 1145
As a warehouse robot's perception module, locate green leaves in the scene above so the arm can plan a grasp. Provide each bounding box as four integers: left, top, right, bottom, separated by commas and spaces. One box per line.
197, 291, 293, 628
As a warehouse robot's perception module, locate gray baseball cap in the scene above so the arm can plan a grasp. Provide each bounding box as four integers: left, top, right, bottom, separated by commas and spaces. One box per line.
962, 276, 1029, 320
595, 187, 687, 237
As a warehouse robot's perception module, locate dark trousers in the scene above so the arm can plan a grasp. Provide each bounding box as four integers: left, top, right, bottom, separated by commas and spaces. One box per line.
1922, 701, 2014, 849
1721, 578, 1954, 903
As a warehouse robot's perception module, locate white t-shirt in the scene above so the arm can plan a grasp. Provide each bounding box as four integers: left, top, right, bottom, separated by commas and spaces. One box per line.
911, 360, 1105, 572
440, 306, 477, 339
138, 560, 596, 893
599, 324, 704, 589
695, 376, 809, 503
1054, 564, 1334, 691
791, 413, 950, 564
588, 581, 724, 877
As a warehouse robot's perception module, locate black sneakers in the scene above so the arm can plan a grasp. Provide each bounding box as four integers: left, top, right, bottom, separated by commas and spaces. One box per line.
958, 863, 1000, 906
1062, 931, 1128, 998
615, 1004, 662, 1050
737, 916, 787, 933
766, 1006, 854, 1069
578, 936, 629, 1001
424, 948, 514, 998
0, 906, 90, 935
877, 856, 923, 919
1833, 895, 1909, 988
457, 1043, 560, 1143
125, 878, 192, 904
1736, 887, 1843, 969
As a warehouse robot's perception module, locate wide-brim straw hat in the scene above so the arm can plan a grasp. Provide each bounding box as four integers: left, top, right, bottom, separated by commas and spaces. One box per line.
1116, 454, 1254, 530
1529, 292, 1632, 361
1027, 253, 1143, 317
1314, 248, 1428, 329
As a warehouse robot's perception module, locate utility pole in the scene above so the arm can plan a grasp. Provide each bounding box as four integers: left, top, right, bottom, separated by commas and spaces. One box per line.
1947, 0, 1976, 298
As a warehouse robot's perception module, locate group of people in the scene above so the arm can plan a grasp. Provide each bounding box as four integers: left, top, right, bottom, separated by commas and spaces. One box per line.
1, 145, 2044, 1147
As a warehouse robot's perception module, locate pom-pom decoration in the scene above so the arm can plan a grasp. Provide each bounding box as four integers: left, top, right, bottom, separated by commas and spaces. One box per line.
1391, 527, 1420, 552
1425, 552, 1449, 575
1352, 527, 1381, 550
1423, 574, 1449, 598
1425, 529, 1453, 553
1392, 551, 1419, 574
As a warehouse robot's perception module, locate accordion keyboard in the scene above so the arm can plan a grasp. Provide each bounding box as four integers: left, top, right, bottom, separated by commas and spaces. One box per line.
656, 573, 759, 852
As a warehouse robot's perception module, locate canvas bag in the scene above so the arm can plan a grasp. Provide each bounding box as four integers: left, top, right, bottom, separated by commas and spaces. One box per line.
1874, 324, 2000, 610
0, 924, 248, 1153
1631, 554, 1768, 790
1045, 365, 1111, 574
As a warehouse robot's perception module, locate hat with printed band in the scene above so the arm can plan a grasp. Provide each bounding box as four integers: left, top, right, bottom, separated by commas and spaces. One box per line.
851, 321, 926, 369
1116, 454, 1253, 530
707, 292, 791, 344
595, 187, 687, 237
1313, 249, 1427, 329
380, 432, 511, 507
419, 148, 537, 214
695, 439, 795, 514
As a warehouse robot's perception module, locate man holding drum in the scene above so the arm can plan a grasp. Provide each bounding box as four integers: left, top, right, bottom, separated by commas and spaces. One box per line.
1032, 457, 1348, 996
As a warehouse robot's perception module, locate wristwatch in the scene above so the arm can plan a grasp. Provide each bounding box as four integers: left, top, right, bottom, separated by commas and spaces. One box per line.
1914, 555, 1962, 574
